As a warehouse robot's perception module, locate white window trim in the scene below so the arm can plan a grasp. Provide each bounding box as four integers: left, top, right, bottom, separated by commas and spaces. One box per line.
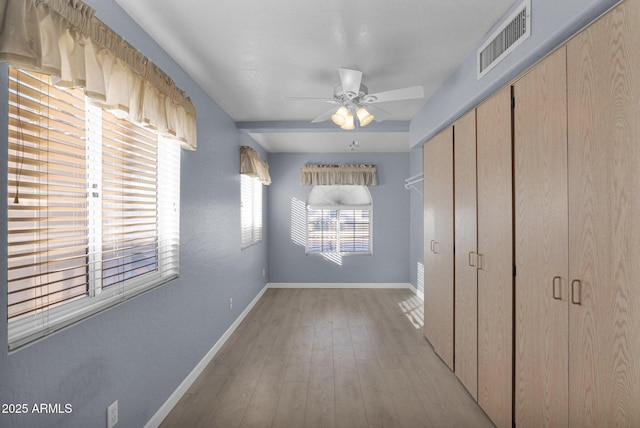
305, 208, 373, 256
305, 185, 373, 256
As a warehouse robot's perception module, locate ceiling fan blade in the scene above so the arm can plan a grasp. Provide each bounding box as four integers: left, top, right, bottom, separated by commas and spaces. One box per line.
364, 104, 392, 122
339, 68, 363, 95
311, 107, 338, 123
364, 85, 424, 103
281, 96, 340, 104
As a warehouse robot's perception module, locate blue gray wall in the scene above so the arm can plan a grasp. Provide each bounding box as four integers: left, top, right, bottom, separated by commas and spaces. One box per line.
267, 153, 410, 284
0, 1, 269, 427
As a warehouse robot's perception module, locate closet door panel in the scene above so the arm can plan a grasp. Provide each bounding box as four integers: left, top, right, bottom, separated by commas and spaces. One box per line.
476, 86, 513, 428
453, 109, 478, 399
567, 2, 640, 426
513, 46, 569, 428
423, 139, 437, 348
423, 126, 455, 370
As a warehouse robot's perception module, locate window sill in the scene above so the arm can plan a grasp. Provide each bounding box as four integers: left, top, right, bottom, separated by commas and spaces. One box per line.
241, 240, 263, 250
305, 251, 372, 256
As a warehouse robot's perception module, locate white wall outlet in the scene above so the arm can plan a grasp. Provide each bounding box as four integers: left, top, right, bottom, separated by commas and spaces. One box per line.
229, 298, 233, 309
107, 400, 118, 428
263, 268, 266, 277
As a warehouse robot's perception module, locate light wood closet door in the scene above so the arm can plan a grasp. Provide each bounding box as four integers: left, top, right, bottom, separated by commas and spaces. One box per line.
453, 109, 478, 399
567, 1, 640, 425
476, 86, 513, 428
513, 46, 569, 427
423, 126, 455, 370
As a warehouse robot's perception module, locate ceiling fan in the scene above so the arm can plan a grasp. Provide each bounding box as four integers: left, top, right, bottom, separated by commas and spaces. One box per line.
285, 68, 425, 129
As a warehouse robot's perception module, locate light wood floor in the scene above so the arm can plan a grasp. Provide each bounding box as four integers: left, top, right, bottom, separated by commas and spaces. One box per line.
160, 288, 494, 428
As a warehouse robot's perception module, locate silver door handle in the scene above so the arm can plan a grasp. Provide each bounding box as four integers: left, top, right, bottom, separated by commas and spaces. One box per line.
571, 279, 582, 305
552, 276, 562, 300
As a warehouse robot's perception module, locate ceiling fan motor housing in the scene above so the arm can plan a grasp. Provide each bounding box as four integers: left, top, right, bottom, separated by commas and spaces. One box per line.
334, 84, 377, 105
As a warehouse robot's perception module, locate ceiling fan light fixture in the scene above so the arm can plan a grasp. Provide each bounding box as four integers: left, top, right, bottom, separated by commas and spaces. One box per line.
356, 107, 374, 127
341, 113, 355, 130
331, 106, 348, 126
298, 68, 425, 129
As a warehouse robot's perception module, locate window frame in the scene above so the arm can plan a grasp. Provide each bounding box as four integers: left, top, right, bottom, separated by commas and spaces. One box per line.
6, 67, 181, 350
305, 185, 373, 256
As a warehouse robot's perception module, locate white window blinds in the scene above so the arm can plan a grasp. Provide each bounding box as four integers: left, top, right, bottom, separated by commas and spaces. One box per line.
305, 185, 372, 255
306, 209, 372, 254
8, 68, 90, 320
7, 67, 181, 350
100, 109, 159, 289
241, 174, 263, 248
337, 209, 371, 252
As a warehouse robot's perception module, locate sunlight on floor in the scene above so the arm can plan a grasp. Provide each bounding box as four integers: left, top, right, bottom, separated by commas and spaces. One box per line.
417, 261, 424, 295
399, 295, 424, 329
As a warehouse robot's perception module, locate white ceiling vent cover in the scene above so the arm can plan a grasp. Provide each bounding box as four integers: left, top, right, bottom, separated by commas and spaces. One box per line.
477, 0, 531, 79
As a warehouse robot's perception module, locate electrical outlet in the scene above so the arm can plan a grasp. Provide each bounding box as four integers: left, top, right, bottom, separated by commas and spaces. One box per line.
107, 400, 118, 428
263, 268, 266, 277
229, 298, 233, 309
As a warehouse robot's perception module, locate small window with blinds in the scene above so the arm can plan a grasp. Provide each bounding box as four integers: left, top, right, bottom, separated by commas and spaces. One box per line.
241, 174, 263, 248
305, 185, 372, 255
6, 67, 181, 350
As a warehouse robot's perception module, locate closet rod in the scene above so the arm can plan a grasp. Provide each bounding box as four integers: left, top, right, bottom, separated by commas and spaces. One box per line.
404, 173, 424, 195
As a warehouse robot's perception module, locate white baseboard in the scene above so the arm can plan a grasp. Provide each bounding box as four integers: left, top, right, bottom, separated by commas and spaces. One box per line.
406, 282, 418, 295
408, 283, 424, 301
144, 283, 269, 428
267, 282, 413, 289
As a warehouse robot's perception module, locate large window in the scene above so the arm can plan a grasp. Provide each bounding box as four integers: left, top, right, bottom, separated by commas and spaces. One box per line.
241, 174, 263, 248
306, 185, 372, 255
6, 68, 181, 349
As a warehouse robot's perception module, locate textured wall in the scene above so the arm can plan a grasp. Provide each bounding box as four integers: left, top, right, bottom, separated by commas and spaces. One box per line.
267, 152, 410, 284
0, 1, 268, 427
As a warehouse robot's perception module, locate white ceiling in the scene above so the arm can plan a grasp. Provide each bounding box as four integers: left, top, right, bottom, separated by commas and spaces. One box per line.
116, 0, 516, 153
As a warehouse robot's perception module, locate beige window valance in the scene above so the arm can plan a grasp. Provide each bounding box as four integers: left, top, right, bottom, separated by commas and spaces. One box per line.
300, 164, 378, 186
240, 146, 271, 185
0, 0, 197, 150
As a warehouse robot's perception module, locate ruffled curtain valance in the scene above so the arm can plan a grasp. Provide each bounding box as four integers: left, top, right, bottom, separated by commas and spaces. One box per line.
0, 0, 197, 150
240, 146, 271, 185
300, 164, 378, 186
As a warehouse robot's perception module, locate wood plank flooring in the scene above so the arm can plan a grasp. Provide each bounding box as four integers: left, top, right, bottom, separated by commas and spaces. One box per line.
160, 288, 493, 428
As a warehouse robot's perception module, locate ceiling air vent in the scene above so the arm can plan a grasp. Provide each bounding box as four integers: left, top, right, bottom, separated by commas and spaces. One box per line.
477, 0, 531, 79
